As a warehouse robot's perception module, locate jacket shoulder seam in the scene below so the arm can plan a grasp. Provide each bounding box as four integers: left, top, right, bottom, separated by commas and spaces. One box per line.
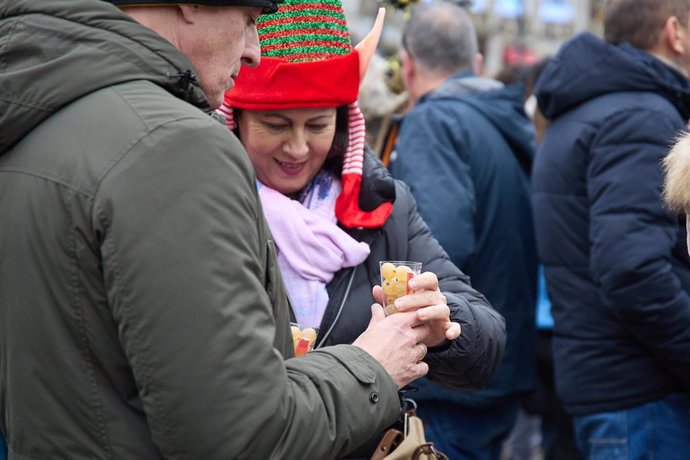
0, 168, 96, 198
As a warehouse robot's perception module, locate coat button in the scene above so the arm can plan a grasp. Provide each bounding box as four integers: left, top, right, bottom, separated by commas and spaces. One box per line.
369, 392, 379, 403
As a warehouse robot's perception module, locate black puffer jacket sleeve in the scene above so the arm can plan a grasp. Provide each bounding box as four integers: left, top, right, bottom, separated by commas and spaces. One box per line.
399, 181, 506, 390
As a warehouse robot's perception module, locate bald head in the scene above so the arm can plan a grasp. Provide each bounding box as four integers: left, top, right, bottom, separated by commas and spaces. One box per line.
402, 2, 478, 76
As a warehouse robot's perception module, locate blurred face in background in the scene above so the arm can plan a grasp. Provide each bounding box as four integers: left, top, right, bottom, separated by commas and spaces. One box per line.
238, 108, 338, 196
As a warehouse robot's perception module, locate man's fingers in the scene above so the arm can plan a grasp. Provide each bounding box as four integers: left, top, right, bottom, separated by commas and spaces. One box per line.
412, 361, 429, 380
416, 343, 428, 361
411, 323, 430, 343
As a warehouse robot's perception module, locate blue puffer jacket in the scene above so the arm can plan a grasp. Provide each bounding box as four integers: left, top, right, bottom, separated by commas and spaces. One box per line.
390, 73, 538, 407
533, 32, 690, 416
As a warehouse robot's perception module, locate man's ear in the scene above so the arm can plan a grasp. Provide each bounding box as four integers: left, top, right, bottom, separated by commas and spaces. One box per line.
178, 4, 199, 24
400, 48, 416, 92
400, 49, 414, 79
355, 8, 386, 81
473, 53, 484, 75
663, 15, 686, 56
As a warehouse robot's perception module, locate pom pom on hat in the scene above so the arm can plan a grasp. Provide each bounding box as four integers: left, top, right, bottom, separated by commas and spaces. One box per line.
222, 0, 393, 229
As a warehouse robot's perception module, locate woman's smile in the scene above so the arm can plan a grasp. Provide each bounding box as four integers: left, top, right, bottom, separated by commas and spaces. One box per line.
276, 158, 307, 176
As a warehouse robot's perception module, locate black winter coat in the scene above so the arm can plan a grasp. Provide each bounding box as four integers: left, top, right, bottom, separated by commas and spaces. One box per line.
317, 152, 506, 390
534, 32, 690, 415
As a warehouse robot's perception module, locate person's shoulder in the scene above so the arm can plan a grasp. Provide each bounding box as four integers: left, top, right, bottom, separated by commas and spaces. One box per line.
110, 80, 221, 130
403, 95, 464, 130
92, 80, 253, 181
109, 80, 241, 147
593, 90, 683, 132
391, 178, 417, 210
405, 100, 436, 120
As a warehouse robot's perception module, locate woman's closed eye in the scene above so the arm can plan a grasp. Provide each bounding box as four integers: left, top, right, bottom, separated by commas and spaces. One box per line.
307, 123, 330, 132
262, 122, 289, 131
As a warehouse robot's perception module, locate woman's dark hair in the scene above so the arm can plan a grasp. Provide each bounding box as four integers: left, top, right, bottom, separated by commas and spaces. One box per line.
233, 105, 350, 177
322, 105, 350, 176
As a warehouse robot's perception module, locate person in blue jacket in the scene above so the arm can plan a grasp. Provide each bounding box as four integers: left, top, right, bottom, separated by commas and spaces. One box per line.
389, 3, 538, 459
532, 0, 690, 458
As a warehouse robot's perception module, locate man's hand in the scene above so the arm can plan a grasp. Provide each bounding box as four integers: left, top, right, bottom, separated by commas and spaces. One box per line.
352, 305, 430, 389
373, 272, 461, 348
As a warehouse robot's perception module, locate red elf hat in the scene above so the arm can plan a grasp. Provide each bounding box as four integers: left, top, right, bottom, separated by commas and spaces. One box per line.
220, 0, 392, 229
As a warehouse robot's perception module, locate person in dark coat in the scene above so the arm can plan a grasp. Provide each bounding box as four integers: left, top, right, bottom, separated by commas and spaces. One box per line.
533, 0, 690, 458
387, 3, 538, 460
219, 0, 507, 457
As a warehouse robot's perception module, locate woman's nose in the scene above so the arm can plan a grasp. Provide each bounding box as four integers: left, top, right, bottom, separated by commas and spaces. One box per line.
283, 132, 309, 158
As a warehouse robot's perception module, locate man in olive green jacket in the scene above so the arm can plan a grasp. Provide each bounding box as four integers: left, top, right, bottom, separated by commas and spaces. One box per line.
0, 1, 437, 458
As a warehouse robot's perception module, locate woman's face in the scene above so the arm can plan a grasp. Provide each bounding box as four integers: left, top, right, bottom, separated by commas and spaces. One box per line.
238, 107, 338, 196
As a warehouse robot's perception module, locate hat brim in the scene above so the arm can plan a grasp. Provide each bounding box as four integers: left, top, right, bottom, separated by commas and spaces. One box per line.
107, 0, 282, 14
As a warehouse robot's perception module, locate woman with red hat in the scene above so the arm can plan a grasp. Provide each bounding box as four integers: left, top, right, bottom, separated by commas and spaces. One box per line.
220, 2, 506, 456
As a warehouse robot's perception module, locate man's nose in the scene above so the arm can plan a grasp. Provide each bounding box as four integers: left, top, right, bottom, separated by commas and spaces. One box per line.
241, 26, 260, 68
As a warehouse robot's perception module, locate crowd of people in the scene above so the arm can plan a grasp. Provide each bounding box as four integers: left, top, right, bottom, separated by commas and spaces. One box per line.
1, 0, 689, 459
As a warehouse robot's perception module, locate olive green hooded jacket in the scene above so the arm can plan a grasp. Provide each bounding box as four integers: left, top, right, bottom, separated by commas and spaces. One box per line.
0, 1, 399, 458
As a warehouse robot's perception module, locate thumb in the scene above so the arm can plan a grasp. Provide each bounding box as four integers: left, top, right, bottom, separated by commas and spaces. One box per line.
371, 285, 384, 305
370, 303, 386, 324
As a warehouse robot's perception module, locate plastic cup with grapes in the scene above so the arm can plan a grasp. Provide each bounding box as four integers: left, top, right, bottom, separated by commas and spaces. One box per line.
290, 323, 319, 357
379, 261, 422, 316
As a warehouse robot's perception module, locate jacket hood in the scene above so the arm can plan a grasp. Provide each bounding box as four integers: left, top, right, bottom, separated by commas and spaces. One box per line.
536, 32, 690, 120
0, 0, 209, 155
427, 75, 535, 175
358, 150, 396, 215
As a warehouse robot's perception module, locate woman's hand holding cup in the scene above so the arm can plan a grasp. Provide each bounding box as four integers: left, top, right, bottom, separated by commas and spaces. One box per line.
373, 271, 461, 348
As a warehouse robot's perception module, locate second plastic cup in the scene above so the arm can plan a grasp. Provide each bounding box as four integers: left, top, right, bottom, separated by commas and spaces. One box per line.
290, 323, 319, 357
379, 261, 422, 315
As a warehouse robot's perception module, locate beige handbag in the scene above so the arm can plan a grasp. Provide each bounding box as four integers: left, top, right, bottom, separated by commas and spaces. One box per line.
370, 410, 449, 460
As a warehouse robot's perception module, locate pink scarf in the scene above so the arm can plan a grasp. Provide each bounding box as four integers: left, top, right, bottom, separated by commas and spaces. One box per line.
258, 173, 370, 328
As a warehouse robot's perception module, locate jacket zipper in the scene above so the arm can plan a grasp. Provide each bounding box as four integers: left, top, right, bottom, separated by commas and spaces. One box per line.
315, 265, 357, 349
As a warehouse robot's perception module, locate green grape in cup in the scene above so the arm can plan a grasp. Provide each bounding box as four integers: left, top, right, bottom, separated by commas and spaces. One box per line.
379, 261, 422, 315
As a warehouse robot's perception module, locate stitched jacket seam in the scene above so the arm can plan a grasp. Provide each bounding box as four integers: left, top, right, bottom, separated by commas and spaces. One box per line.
67, 189, 114, 458
91, 117, 213, 458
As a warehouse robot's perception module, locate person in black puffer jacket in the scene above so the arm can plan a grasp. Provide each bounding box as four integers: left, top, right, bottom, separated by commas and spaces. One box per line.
533, 0, 690, 458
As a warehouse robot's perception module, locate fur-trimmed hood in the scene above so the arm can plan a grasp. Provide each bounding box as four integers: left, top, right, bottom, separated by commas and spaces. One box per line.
664, 133, 690, 212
